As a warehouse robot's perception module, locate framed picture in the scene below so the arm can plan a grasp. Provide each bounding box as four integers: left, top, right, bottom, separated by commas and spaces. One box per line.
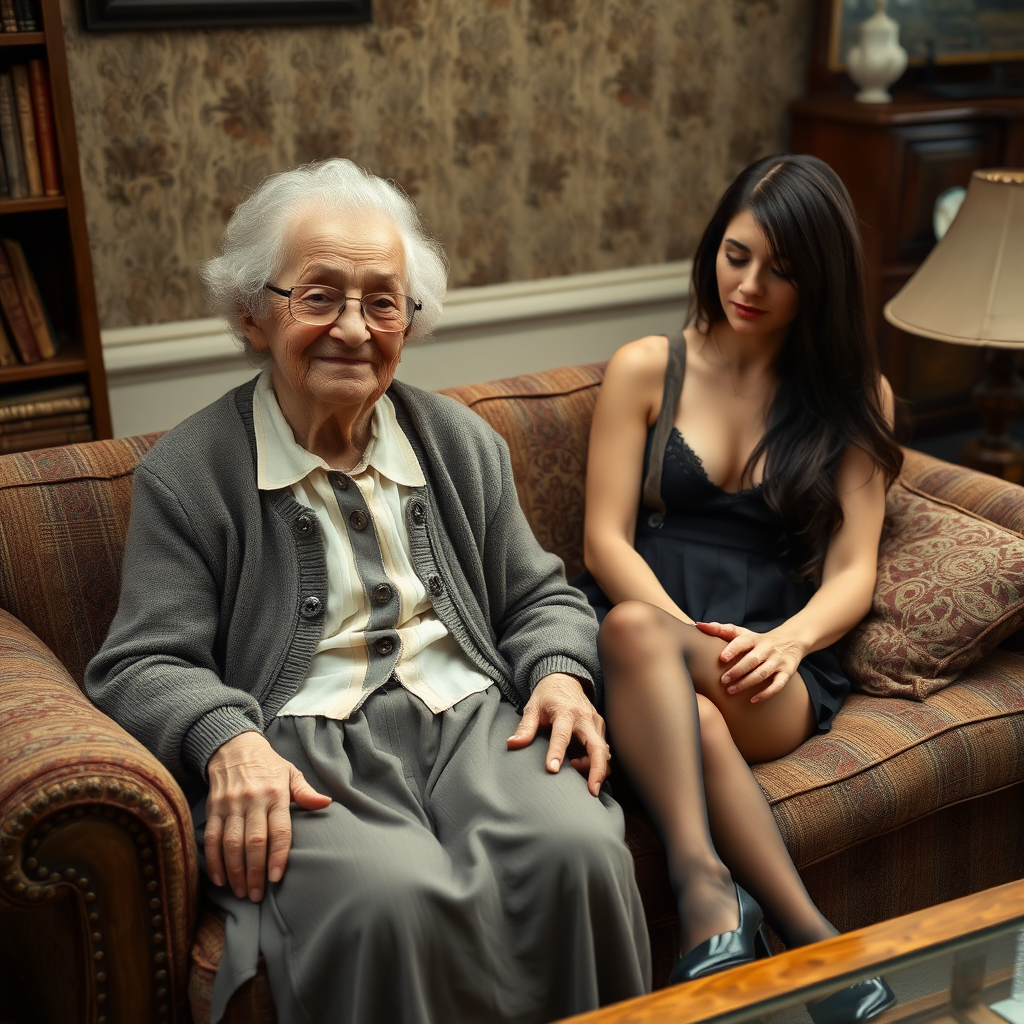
827, 0, 1024, 70
82, 0, 372, 31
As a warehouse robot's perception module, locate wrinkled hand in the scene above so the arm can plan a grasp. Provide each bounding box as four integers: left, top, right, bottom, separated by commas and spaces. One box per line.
506, 673, 610, 796
695, 622, 807, 703
205, 730, 332, 902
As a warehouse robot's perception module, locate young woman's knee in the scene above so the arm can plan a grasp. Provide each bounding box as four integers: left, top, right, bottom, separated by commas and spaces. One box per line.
597, 600, 671, 667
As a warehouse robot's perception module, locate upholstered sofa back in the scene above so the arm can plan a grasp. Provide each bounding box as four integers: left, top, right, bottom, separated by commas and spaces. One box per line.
0, 434, 160, 687
442, 362, 603, 581
3, 361, 1024, 691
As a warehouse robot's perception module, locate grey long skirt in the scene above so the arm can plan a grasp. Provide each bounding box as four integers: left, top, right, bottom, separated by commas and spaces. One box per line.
195, 684, 651, 1024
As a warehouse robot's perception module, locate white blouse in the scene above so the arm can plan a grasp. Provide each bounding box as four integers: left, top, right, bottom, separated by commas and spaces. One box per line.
252, 372, 493, 721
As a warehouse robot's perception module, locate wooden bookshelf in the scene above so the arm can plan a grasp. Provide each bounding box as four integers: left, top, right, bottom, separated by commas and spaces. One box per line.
0, 0, 112, 447
0, 31, 45, 46
0, 194, 65, 212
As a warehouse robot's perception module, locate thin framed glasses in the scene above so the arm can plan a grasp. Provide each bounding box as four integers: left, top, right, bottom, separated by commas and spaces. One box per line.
265, 283, 422, 332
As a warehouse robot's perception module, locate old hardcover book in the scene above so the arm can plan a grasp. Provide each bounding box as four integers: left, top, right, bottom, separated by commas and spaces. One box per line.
0, 422, 93, 454
0, 394, 91, 423
0, 135, 8, 197
0, 74, 26, 199
0, 316, 16, 366
13, 0, 37, 31
11, 66, 42, 196
0, 382, 85, 407
27, 61, 58, 196
0, 0, 18, 32
0, 411, 90, 435
3, 238, 55, 356
0, 243, 39, 361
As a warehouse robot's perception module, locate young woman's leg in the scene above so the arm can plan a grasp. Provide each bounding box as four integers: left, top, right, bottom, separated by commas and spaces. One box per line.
599, 601, 736, 954
600, 601, 835, 951
694, 696, 837, 948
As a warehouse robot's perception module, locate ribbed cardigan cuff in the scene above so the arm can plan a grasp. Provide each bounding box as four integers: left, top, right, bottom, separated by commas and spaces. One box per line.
182, 706, 263, 781
529, 655, 595, 695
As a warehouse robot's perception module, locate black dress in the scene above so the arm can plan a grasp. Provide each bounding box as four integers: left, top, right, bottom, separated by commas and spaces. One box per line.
577, 332, 849, 732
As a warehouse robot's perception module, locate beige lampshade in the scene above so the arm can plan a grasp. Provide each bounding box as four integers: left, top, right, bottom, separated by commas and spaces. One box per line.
883, 169, 1024, 349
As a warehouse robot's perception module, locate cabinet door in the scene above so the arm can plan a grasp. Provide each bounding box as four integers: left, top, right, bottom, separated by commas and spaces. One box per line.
891, 121, 1005, 265
879, 121, 1004, 424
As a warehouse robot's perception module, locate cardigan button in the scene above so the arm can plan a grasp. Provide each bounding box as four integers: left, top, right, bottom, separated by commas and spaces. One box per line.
647, 512, 664, 529
374, 637, 395, 656
333, 474, 350, 490
299, 596, 323, 619
410, 501, 425, 525
295, 514, 315, 536
371, 583, 393, 606
350, 510, 369, 532
427, 574, 443, 597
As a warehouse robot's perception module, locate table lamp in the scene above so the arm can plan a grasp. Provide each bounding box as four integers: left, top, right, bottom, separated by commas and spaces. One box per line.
884, 168, 1024, 483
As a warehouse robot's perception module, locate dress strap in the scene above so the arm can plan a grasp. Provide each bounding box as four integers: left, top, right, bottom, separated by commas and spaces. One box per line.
641, 330, 686, 514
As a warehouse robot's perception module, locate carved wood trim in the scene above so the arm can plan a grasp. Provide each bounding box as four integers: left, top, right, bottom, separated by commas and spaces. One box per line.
0, 773, 192, 1023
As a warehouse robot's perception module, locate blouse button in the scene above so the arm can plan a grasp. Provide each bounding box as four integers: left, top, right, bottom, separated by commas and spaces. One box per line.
299, 596, 323, 619
647, 512, 664, 529
350, 510, 369, 532
372, 583, 393, 606
295, 514, 315, 535
427, 574, 443, 597
374, 637, 395, 656
410, 501, 426, 525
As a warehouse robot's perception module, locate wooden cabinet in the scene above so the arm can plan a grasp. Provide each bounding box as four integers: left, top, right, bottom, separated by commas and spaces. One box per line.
790, 94, 1024, 436
0, 0, 111, 445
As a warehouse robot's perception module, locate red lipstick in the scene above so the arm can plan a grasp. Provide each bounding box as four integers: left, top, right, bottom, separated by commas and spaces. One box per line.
733, 302, 767, 320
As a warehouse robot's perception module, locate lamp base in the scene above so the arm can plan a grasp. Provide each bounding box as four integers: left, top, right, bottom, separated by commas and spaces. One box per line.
958, 349, 1024, 485
960, 436, 1024, 484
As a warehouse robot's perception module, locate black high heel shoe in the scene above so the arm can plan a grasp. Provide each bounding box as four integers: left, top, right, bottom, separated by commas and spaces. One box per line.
670, 884, 765, 984
807, 977, 896, 1024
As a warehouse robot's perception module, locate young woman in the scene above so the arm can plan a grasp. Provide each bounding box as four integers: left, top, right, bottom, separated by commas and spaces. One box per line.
580, 154, 901, 1020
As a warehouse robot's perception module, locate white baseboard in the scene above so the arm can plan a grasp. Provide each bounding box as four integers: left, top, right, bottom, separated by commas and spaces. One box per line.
102, 260, 691, 437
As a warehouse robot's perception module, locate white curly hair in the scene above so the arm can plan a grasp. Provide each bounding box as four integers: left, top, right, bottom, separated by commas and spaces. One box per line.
200, 159, 448, 362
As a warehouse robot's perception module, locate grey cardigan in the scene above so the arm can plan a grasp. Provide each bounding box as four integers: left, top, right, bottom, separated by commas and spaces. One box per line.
85, 377, 601, 795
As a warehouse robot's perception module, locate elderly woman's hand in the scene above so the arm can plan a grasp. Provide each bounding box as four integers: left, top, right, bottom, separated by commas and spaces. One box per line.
205, 731, 332, 902
506, 673, 610, 796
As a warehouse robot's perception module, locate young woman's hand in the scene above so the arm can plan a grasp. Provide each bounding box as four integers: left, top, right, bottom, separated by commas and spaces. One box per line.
695, 621, 808, 703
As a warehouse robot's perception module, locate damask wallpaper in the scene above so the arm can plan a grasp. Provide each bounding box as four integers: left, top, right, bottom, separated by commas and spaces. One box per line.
59, 0, 815, 330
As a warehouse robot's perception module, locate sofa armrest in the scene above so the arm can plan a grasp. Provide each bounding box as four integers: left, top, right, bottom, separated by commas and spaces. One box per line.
901, 448, 1024, 535
0, 608, 199, 1024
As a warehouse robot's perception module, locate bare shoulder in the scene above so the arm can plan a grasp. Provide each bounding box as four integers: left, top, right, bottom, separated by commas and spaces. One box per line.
604, 334, 671, 392
879, 374, 896, 429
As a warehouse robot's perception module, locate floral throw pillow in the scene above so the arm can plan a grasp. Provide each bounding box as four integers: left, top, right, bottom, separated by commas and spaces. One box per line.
837, 480, 1024, 699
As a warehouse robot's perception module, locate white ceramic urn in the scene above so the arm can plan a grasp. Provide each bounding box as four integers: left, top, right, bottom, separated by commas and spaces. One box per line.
846, 0, 908, 103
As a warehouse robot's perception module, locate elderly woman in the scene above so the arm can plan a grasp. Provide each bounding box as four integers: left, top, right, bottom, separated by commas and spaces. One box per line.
85, 160, 650, 1024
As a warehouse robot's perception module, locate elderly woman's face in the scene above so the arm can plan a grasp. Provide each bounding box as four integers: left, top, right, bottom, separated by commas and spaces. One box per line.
245, 207, 409, 419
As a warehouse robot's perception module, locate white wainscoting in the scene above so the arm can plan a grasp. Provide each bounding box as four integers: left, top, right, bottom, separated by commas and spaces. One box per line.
102, 260, 691, 438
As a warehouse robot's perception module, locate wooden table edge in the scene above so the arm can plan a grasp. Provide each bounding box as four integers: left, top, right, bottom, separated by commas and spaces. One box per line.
557, 879, 1024, 1024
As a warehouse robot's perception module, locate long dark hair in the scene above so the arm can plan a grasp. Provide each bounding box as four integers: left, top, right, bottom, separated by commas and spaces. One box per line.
689, 153, 902, 580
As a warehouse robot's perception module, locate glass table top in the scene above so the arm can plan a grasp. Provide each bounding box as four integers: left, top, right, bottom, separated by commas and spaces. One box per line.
558, 879, 1024, 1024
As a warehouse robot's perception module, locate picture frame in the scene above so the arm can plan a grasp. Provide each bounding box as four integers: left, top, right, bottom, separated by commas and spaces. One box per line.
81, 0, 372, 31
826, 0, 1024, 71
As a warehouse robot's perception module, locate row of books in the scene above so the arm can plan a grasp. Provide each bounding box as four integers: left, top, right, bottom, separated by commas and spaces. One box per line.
0, 236, 56, 364
0, 0, 37, 32
0, 60, 60, 199
0, 381, 92, 453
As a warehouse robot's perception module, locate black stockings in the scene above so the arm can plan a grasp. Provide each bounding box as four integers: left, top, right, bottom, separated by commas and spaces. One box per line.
599, 601, 838, 954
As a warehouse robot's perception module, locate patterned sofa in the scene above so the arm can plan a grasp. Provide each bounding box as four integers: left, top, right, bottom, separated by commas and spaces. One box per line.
1, 362, 1022, 1024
